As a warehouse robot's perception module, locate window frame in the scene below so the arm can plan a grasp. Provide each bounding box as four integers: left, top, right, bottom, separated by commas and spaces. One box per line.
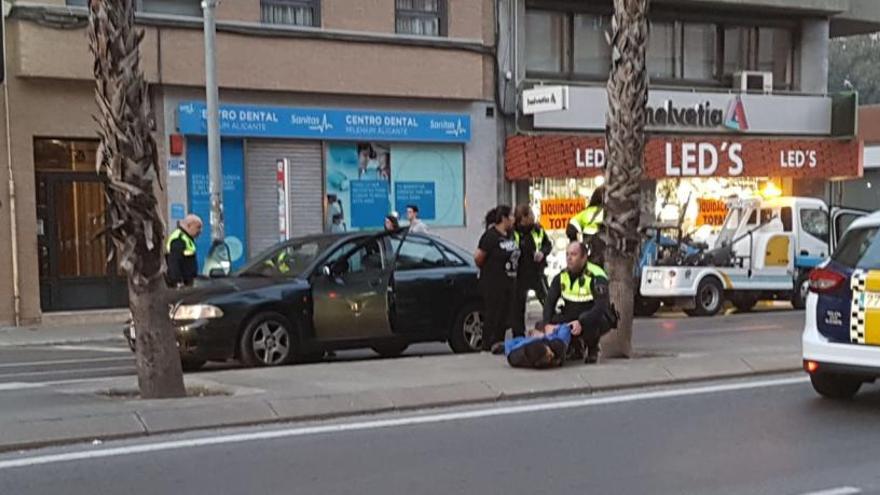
523, 4, 798, 90
389, 234, 450, 271
261, 0, 322, 28
395, 0, 448, 37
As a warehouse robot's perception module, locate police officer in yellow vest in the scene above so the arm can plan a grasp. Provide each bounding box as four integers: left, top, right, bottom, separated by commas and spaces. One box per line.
567, 186, 605, 243
166, 214, 203, 288
541, 241, 612, 364
512, 205, 553, 337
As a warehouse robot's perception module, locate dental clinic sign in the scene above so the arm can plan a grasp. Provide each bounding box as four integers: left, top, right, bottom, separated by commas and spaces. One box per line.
177, 102, 471, 143
533, 86, 832, 136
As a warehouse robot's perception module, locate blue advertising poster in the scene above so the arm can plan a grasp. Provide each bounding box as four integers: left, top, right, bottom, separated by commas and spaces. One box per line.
325, 142, 392, 232
186, 138, 248, 270
350, 181, 391, 229
178, 102, 470, 143
394, 182, 436, 220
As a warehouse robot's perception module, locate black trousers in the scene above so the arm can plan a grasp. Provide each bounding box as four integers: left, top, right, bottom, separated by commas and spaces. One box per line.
482, 282, 517, 350
513, 275, 548, 337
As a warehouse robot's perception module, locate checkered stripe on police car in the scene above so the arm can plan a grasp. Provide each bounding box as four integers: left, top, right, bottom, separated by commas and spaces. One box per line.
851, 270, 868, 344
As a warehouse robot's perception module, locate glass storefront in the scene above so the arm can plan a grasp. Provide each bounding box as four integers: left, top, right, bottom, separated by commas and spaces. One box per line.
325, 142, 465, 232
527, 175, 772, 275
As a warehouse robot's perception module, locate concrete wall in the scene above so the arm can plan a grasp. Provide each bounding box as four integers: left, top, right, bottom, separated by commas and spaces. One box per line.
0, 83, 12, 326
14, 20, 491, 101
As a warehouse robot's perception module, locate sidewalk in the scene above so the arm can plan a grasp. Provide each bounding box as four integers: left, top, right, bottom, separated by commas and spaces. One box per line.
0, 323, 123, 347
0, 322, 802, 452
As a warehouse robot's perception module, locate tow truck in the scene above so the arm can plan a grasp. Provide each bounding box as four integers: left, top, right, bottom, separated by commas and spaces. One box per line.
639, 196, 865, 317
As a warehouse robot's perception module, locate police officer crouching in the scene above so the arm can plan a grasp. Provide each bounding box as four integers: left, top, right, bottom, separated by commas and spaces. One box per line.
541, 240, 615, 364
166, 214, 203, 288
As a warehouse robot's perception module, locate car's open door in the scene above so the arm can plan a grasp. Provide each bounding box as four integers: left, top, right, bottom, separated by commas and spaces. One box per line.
831, 208, 869, 252
311, 235, 393, 341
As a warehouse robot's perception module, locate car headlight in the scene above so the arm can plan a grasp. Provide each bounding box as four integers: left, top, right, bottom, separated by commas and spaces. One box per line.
172, 304, 224, 321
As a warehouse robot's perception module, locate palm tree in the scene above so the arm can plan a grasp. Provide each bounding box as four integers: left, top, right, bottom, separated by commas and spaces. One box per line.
88, 0, 185, 398
600, 0, 650, 358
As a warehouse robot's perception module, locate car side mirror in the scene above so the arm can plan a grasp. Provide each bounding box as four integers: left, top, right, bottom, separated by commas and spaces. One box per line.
209, 268, 227, 279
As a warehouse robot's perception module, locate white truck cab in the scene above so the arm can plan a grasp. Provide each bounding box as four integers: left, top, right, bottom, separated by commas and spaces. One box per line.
640, 196, 865, 317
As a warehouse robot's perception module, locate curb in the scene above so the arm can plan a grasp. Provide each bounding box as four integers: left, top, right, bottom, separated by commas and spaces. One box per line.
0, 364, 803, 454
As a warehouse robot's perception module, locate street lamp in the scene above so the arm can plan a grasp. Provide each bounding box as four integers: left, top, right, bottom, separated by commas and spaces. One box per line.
201, 0, 224, 243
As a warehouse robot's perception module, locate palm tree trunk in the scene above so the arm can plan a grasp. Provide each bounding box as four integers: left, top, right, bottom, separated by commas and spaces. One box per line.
600, 0, 650, 359
88, 0, 185, 398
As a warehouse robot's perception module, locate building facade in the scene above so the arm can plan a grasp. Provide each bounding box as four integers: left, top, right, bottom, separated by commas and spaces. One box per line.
497, 0, 880, 270
0, 0, 499, 326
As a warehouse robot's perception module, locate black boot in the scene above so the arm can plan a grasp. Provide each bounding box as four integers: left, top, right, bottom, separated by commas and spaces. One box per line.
585, 345, 600, 364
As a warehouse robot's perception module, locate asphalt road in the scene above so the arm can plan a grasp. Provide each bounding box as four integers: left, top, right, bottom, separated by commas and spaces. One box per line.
1, 375, 878, 495
0, 306, 802, 385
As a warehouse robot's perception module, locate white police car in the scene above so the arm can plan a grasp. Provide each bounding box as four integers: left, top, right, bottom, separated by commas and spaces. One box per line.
803, 211, 880, 399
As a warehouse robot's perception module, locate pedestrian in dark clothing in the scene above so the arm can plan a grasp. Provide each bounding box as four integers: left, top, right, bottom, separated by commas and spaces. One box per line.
384, 214, 400, 232
474, 206, 520, 354
512, 204, 552, 336
542, 241, 613, 364
166, 214, 203, 288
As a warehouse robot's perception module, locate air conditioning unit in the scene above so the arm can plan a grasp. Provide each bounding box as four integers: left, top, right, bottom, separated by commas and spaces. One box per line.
734, 71, 773, 93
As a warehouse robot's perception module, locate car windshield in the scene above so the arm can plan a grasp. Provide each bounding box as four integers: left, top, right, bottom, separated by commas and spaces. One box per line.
237, 238, 335, 277
832, 227, 880, 270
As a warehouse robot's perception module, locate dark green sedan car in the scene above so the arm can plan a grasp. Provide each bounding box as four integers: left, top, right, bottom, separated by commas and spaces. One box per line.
126, 231, 485, 370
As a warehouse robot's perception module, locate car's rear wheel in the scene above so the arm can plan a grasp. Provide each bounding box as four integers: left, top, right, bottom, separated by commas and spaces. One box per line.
810, 372, 863, 400
239, 312, 295, 367
791, 272, 809, 310
180, 358, 206, 372
449, 303, 483, 353
685, 278, 724, 317
371, 342, 409, 358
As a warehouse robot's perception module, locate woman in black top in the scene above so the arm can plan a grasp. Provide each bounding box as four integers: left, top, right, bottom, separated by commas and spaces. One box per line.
474, 206, 520, 353
513, 204, 553, 337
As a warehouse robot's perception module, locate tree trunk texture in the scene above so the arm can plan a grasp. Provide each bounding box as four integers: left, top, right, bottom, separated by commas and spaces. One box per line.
600, 0, 650, 359
88, 0, 185, 398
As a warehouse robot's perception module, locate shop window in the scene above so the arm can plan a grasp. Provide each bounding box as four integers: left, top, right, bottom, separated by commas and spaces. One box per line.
683, 23, 717, 80
262, 0, 321, 27
647, 21, 676, 80
572, 14, 611, 78
801, 208, 830, 244
526, 10, 566, 75
325, 142, 464, 232
34, 138, 99, 172
396, 0, 446, 37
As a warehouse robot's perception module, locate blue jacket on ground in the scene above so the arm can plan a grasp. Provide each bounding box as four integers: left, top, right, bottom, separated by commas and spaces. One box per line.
505, 324, 573, 356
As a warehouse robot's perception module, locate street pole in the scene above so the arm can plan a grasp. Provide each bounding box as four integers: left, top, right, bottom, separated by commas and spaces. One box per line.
202, 0, 224, 242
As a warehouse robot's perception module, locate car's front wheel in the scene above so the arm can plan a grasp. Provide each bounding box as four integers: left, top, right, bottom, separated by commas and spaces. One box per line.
449, 303, 483, 353
810, 372, 863, 400
239, 312, 295, 367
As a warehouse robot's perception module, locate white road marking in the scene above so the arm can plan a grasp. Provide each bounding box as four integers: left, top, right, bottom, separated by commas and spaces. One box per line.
50, 345, 130, 354
0, 356, 132, 369
798, 487, 862, 495
0, 366, 133, 380
0, 382, 44, 391
0, 375, 808, 471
